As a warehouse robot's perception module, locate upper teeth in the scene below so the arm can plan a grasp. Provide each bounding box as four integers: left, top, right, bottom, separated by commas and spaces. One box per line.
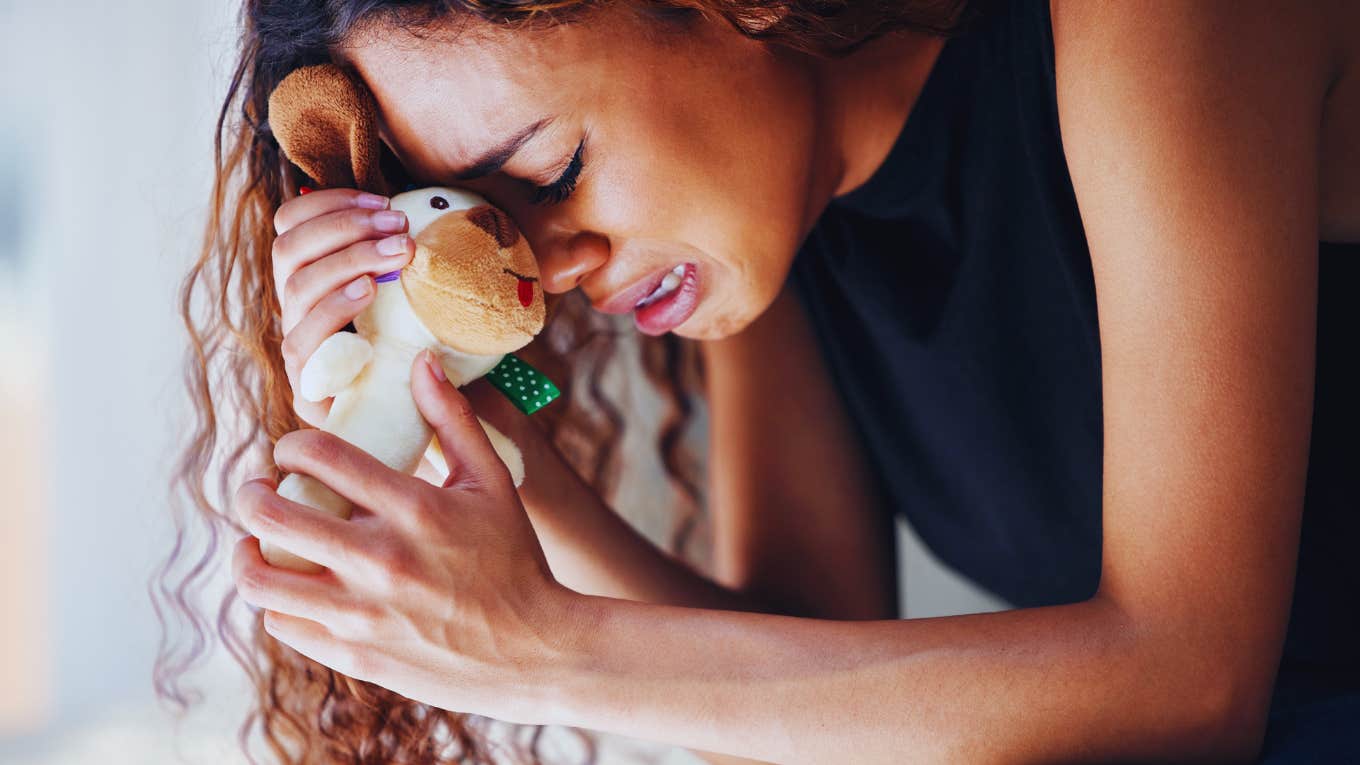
636, 264, 685, 308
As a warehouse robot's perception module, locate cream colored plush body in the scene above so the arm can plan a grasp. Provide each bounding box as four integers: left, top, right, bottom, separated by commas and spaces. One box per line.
262, 188, 530, 572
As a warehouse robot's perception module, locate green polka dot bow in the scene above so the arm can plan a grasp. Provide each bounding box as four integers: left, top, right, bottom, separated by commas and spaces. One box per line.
484, 354, 561, 415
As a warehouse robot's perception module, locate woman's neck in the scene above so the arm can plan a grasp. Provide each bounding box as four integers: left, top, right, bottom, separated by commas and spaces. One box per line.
811, 30, 946, 201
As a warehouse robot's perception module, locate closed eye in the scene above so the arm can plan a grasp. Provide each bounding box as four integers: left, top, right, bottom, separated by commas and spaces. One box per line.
532, 138, 584, 206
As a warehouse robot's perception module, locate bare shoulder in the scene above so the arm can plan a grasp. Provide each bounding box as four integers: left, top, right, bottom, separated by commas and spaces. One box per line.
1319, 2, 1360, 240
1049, 0, 1360, 241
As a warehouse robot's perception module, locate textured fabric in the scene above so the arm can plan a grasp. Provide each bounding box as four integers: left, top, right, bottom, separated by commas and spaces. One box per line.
267, 63, 392, 195
787, 0, 1359, 749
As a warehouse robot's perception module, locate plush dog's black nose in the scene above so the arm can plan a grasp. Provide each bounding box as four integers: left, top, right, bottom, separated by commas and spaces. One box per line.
467, 205, 520, 248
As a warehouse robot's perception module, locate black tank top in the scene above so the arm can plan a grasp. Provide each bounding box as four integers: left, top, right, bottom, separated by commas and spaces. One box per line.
788, 0, 1359, 690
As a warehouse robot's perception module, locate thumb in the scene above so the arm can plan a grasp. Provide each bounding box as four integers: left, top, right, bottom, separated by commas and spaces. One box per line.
410, 349, 503, 488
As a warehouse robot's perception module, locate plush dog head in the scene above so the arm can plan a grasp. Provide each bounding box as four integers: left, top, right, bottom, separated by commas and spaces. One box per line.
267, 64, 545, 356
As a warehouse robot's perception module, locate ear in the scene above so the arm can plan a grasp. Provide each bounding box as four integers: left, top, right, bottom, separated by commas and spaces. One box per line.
267, 64, 392, 195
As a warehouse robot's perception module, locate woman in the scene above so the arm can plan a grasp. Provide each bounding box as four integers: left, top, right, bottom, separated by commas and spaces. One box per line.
160, 0, 1360, 761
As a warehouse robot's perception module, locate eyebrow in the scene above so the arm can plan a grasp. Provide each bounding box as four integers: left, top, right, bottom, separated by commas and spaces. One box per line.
452, 116, 554, 180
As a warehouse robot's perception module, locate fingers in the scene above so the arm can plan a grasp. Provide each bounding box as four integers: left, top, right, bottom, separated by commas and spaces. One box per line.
232, 535, 355, 624
261, 610, 373, 679
233, 478, 367, 571
410, 350, 507, 489
460, 377, 532, 446
272, 207, 409, 311
271, 189, 409, 431
279, 234, 415, 334
273, 187, 389, 236
272, 429, 422, 517
281, 277, 374, 405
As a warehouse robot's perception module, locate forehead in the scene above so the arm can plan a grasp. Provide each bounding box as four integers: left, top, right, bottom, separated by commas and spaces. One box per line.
341, 16, 598, 181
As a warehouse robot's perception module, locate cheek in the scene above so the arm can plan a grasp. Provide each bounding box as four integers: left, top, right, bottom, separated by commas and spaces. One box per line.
577, 127, 807, 339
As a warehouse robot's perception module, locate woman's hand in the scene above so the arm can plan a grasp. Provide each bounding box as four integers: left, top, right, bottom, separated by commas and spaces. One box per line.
231, 351, 584, 723
271, 187, 416, 427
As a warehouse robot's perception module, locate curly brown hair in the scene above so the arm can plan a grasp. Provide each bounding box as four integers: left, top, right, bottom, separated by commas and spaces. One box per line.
151, 1, 972, 762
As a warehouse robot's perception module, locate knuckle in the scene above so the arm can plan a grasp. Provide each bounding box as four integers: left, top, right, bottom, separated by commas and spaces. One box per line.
233, 480, 268, 525
272, 207, 288, 237
341, 240, 373, 271
345, 207, 375, 233
271, 227, 296, 263
436, 397, 479, 432
234, 558, 271, 601
336, 604, 381, 641
230, 537, 253, 579
336, 643, 374, 678
324, 209, 368, 242
280, 270, 305, 309
320, 283, 364, 319
360, 535, 397, 567
280, 428, 341, 468
364, 548, 410, 595
402, 485, 443, 522
280, 331, 302, 367
248, 495, 287, 536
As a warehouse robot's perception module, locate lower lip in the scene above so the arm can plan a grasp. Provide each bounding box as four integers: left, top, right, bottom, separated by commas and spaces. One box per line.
633, 263, 699, 336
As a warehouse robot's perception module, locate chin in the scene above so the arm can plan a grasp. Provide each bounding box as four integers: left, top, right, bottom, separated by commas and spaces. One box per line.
670, 303, 754, 341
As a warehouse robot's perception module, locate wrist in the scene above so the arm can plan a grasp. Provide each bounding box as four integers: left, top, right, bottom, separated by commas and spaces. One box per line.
523, 584, 607, 728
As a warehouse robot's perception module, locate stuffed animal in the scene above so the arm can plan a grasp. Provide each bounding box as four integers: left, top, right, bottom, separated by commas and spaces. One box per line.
260, 64, 558, 572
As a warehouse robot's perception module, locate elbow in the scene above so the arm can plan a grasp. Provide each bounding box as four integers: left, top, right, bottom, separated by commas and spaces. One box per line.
1184, 669, 1272, 763
1093, 594, 1277, 763
1149, 641, 1277, 763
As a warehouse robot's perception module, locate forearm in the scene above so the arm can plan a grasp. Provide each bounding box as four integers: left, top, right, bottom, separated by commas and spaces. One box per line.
519, 447, 783, 765
541, 593, 1259, 765
515, 440, 779, 615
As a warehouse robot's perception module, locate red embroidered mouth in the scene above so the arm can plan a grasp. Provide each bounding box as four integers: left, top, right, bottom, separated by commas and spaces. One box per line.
504, 268, 538, 307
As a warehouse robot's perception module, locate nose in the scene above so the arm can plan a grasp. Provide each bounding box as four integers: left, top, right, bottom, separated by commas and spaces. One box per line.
537, 230, 610, 294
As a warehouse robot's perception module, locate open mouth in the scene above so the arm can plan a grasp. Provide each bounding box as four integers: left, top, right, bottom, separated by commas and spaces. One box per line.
504, 268, 538, 307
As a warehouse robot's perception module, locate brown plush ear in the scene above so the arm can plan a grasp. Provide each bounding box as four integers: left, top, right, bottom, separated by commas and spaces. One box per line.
267, 64, 391, 196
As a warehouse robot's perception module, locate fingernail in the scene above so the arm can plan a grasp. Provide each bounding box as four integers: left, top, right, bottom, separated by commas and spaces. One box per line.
425, 349, 447, 381
373, 210, 407, 233
355, 192, 389, 210
344, 276, 372, 300
376, 234, 409, 257
298, 185, 313, 196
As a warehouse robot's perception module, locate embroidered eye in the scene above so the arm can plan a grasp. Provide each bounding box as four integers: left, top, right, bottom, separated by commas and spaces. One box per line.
430, 196, 449, 210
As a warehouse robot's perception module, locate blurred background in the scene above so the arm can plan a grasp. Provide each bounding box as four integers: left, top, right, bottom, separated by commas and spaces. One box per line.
0, 2, 1006, 763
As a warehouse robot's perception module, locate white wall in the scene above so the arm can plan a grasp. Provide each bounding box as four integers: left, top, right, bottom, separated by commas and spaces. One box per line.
0, 1, 250, 760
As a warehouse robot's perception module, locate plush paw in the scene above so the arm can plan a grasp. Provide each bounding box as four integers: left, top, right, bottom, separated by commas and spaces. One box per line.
300, 332, 373, 402
421, 418, 526, 488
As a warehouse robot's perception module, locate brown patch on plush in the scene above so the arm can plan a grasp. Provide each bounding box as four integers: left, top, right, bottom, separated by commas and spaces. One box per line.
467, 205, 520, 248
267, 64, 391, 195
402, 210, 545, 355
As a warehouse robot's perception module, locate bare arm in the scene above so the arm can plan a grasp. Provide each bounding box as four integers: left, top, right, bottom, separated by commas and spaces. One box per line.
460, 277, 895, 621
532, 3, 1332, 762
460, 276, 897, 764
700, 282, 899, 622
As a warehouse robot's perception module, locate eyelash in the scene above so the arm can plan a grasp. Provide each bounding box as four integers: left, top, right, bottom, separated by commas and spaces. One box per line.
531, 139, 585, 206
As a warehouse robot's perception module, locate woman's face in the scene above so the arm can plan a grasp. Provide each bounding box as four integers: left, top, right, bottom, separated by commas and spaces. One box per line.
343, 6, 830, 340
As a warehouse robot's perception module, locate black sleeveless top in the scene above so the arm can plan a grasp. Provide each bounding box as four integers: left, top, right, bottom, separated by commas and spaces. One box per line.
788, 0, 1359, 698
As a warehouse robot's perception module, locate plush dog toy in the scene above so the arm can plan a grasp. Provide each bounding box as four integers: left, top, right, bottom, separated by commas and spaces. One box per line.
261, 64, 558, 572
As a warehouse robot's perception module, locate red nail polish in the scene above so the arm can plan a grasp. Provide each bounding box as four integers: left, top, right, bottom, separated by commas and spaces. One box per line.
299, 185, 313, 195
